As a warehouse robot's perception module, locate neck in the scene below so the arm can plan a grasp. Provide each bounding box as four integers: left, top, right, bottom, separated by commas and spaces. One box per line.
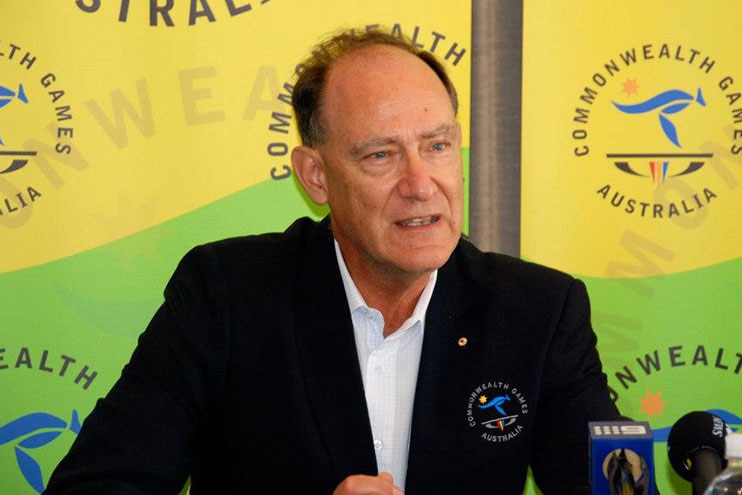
353, 268, 431, 338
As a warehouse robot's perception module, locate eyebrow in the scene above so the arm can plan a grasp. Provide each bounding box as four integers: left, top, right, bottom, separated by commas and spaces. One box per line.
349, 123, 457, 158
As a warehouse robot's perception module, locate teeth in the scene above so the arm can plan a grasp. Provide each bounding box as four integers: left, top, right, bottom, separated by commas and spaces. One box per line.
400, 216, 436, 227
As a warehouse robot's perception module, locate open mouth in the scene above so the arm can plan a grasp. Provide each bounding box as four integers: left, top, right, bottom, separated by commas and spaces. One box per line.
397, 216, 439, 227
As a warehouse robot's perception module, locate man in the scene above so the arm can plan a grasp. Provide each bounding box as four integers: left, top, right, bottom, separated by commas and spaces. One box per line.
44, 28, 621, 495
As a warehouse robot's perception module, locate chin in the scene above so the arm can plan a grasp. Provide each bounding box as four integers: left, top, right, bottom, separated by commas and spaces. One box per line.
398, 247, 452, 273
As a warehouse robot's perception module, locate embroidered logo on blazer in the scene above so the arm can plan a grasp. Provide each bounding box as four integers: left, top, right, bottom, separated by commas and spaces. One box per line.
466, 380, 529, 443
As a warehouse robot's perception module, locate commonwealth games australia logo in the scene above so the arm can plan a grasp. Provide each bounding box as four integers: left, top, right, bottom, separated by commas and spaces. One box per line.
571, 42, 741, 219
466, 380, 529, 443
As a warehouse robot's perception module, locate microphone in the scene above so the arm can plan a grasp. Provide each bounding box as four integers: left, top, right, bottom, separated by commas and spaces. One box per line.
589, 420, 656, 494
667, 411, 731, 495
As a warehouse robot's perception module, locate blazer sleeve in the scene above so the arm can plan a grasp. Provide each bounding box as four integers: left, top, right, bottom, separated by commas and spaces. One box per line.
529, 277, 622, 493
43, 244, 231, 495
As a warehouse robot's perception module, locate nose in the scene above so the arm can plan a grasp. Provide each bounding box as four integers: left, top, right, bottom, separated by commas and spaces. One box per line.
397, 153, 437, 200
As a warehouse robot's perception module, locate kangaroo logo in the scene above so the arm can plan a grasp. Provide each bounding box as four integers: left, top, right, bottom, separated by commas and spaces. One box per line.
612, 88, 706, 148
467, 381, 529, 443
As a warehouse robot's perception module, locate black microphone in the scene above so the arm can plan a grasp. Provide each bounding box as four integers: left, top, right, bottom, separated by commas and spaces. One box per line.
667, 411, 731, 495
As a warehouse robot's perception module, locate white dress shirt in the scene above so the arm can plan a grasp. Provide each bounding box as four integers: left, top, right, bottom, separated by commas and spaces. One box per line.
334, 240, 437, 489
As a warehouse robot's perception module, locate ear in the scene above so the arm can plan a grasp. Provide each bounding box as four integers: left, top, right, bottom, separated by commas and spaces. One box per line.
291, 145, 328, 205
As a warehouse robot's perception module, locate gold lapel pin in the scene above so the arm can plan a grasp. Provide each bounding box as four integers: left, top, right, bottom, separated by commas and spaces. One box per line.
457, 337, 468, 347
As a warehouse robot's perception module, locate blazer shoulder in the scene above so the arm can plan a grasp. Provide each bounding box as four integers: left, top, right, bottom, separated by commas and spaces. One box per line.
454, 238, 579, 295
171, 216, 328, 285
193, 215, 321, 257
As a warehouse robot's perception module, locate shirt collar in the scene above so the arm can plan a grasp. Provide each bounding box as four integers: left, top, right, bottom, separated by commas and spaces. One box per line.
334, 239, 437, 332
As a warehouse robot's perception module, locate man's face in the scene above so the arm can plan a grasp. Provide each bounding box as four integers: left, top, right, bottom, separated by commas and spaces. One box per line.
299, 44, 463, 281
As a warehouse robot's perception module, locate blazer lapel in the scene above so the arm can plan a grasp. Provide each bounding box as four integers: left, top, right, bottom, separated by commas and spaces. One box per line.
405, 246, 483, 494
293, 218, 378, 479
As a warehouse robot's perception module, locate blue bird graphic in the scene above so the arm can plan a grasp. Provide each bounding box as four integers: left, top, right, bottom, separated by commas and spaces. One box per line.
612, 88, 705, 148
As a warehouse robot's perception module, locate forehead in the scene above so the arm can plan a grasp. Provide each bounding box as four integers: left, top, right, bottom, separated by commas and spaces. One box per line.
326, 44, 441, 92
321, 45, 455, 137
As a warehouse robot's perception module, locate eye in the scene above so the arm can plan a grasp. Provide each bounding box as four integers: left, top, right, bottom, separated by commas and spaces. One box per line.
370, 150, 389, 159
362, 149, 394, 163
431, 142, 447, 152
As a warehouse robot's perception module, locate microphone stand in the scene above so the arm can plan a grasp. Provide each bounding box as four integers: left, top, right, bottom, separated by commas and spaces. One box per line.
691, 449, 723, 495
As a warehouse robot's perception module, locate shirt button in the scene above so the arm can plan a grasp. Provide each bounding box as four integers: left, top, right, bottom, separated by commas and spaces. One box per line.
373, 439, 383, 450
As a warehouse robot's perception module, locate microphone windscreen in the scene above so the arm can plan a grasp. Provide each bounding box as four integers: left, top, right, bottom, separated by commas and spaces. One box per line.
666, 410, 729, 481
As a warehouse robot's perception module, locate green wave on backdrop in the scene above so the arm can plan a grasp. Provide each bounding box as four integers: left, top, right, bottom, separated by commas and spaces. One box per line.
582, 257, 741, 412
584, 257, 741, 373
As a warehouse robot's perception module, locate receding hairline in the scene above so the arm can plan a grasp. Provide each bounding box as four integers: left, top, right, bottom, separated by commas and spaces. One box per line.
291, 27, 459, 147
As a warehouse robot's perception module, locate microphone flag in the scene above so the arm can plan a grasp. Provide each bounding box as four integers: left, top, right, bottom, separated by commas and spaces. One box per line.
589, 420, 656, 495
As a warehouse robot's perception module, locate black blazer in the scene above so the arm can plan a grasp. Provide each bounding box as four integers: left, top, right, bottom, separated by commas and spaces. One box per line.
44, 216, 621, 494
